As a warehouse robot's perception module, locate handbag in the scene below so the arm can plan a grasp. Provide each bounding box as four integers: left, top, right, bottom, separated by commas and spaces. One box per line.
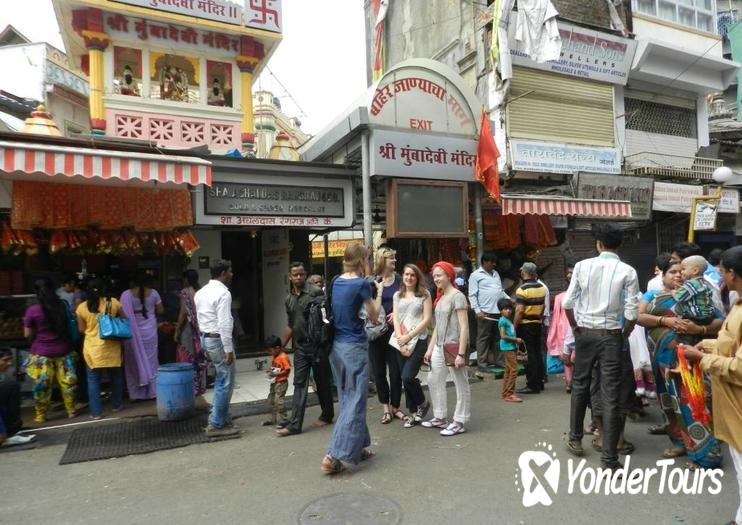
363, 304, 389, 341
439, 303, 461, 367
62, 301, 80, 343
98, 299, 132, 340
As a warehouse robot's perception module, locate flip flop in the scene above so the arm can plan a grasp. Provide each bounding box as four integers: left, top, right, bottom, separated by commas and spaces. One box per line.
360, 448, 376, 461
649, 424, 669, 435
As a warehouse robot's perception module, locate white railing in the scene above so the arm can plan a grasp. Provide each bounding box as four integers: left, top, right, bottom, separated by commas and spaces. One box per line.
625, 152, 722, 180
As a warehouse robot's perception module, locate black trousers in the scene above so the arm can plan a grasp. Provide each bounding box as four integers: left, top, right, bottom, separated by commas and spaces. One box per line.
476, 315, 502, 367
517, 322, 543, 391
286, 346, 334, 433
395, 338, 427, 413
369, 331, 402, 408
0, 380, 22, 436
569, 330, 624, 467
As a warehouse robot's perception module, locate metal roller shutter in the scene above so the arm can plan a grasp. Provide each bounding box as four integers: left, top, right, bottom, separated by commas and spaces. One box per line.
507, 67, 615, 147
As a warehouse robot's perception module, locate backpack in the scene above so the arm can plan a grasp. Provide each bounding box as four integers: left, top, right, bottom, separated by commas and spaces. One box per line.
305, 276, 338, 351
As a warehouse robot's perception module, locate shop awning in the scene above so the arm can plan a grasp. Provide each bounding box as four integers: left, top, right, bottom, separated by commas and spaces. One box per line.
0, 140, 211, 186
501, 195, 632, 218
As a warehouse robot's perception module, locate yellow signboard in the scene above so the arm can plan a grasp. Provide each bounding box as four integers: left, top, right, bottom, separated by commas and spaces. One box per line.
311, 240, 357, 259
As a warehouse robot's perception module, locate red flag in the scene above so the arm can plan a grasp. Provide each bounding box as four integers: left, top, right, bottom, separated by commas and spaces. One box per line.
475, 110, 501, 203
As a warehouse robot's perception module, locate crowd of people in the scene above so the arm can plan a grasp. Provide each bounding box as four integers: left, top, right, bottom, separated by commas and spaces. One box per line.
1, 225, 740, 524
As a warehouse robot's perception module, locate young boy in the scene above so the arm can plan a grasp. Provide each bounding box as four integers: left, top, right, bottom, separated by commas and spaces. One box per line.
262, 336, 291, 427
498, 298, 523, 403
674, 255, 716, 344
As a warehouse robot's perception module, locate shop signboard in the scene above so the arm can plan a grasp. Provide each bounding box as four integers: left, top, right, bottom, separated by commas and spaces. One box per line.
110, 0, 282, 33
508, 21, 636, 85
511, 140, 621, 174
692, 200, 718, 231
45, 60, 89, 97
194, 175, 354, 227
652, 182, 739, 214
576, 173, 654, 221
311, 239, 356, 259
370, 129, 477, 182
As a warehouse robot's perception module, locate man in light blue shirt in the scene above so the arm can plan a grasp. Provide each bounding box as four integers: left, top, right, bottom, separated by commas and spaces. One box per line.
468, 252, 508, 369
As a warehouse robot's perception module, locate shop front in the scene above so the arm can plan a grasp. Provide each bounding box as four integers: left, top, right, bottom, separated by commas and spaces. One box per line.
190, 155, 355, 350
0, 127, 211, 366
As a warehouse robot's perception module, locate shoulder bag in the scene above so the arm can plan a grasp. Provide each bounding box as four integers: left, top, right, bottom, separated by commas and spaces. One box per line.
98, 299, 132, 340
440, 297, 461, 367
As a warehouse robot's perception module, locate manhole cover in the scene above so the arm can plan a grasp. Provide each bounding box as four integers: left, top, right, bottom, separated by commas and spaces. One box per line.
299, 493, 400, 525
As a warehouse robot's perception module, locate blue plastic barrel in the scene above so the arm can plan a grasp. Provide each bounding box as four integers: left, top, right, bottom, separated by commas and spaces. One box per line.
156, 363, 194, 422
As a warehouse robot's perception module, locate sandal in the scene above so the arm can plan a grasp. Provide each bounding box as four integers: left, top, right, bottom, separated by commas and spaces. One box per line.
320, 455, 346, 475
421, 417, 448, 429
360, 448, 376, 461
662, 447, 687, 459
381, 412, 392, 424
648, 423, 668, 435
392, 409, 406, 421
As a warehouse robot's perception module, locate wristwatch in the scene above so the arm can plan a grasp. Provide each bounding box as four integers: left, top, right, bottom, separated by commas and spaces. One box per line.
457, 353, 465, 358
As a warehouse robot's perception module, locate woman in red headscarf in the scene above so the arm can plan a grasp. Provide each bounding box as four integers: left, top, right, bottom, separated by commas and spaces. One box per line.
422, 261, 471, 436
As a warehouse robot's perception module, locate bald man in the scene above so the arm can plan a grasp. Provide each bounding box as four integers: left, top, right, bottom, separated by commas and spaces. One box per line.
672, 256, 716, 344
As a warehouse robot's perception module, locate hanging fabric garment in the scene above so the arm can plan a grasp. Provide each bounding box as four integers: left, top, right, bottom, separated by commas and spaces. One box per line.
515, 0, 562, 63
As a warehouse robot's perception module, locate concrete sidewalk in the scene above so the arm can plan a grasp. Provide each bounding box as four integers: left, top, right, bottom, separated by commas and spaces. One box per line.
3, 376, 738, 525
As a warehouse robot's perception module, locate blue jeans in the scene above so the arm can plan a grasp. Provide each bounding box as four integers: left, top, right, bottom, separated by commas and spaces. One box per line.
87, 367, 123, 417
202, 337, 235, 428
327, 340, 370, 464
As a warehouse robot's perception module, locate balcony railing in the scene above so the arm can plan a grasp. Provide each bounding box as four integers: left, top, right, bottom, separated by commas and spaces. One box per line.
625, 152, 722, 180
718, 9, 740, 38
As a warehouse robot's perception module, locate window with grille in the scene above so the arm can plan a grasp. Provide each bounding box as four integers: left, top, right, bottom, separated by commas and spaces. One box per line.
632, 0, 716, 33
625, 98, 697, 138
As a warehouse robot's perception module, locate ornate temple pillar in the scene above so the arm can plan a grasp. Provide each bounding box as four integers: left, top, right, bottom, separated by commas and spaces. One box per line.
82, 30, 110, 135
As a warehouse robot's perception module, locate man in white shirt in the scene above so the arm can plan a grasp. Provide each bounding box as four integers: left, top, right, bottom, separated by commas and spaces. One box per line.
562, 224, 641, 470
194, 259, 236, 436
647, 253, 671, 293
468, 252, 508, 369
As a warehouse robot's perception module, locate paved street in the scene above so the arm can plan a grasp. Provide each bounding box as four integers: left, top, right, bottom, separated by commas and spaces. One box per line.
1, 377, 738, 525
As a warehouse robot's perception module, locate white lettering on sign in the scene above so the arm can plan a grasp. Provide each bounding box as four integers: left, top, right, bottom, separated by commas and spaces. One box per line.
110, 0, 282, 33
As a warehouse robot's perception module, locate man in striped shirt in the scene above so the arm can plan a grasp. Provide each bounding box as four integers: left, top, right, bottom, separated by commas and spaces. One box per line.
562, 224, 640, 471
514, 262, 547, 394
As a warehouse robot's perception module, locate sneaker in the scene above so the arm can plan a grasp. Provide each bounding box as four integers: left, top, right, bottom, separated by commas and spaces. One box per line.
635, 387, 646, 397
414, 402, 430, 423
2, 434, 36, 447
440, 423, 466, 436
403, 416, 416, 428
421, 417, 448, 429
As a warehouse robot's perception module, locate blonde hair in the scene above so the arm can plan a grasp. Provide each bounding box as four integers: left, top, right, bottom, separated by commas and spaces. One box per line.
343, 243, 369, 275
399, 264, 429, 299
374, 247, 396, 275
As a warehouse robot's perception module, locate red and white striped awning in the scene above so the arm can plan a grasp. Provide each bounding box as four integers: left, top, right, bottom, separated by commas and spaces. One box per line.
501, 195, 632, 218
0, 140, 211, 186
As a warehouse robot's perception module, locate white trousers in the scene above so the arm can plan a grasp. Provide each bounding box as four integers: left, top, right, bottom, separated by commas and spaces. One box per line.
731, 444, 742, 525
427, 345, 471, 424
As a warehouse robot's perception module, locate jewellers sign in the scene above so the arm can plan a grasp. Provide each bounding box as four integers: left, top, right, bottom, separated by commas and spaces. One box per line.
195, 179, 353, 227
369, 129, 477, 182
652, 182, 740, 214
577, 173, 654, 221
511, 140, 621, 174
509, 22, 636, 85
111, 0, 282, 33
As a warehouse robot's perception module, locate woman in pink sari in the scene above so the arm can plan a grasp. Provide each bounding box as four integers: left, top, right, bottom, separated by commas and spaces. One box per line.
121, 274, 163, 400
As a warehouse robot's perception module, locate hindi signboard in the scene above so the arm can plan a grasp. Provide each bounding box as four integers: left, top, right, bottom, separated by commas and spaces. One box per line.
509, 21, 636, 85
110, 0, 282, 33
370, 129, 478, 182
511, 140, 621, 174
576, 173, 654, 221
